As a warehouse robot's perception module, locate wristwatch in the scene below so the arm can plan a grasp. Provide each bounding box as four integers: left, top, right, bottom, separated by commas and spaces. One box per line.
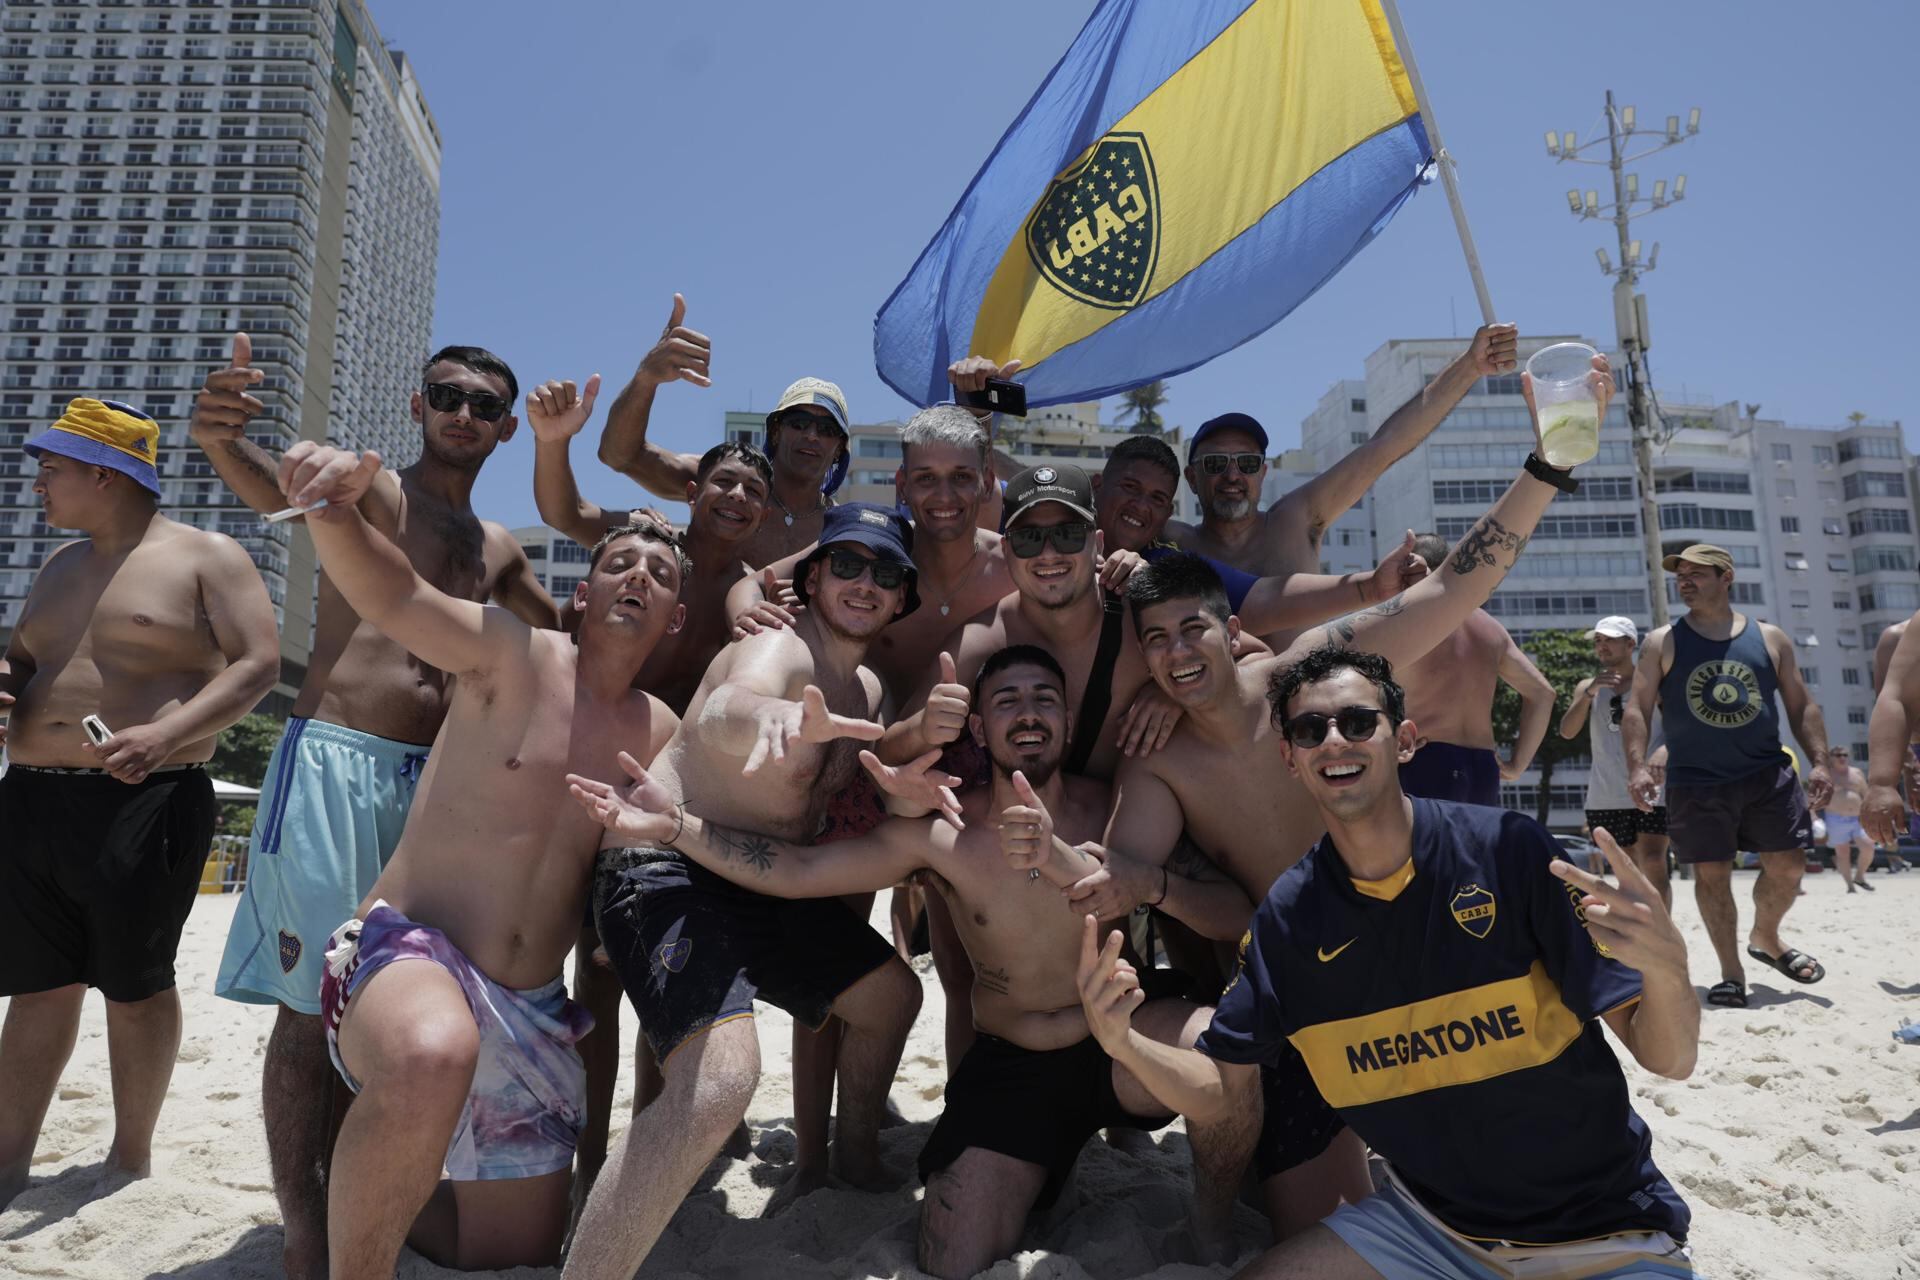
1523, 452, 1580, 494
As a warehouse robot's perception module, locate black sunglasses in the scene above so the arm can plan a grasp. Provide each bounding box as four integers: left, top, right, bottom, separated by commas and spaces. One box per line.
775, 410, 846, 440
1197, 452, 1263, 477
826, 547, 909, 590
423, 382, 511, 423
1006, 521, 1092, 560
1607, 694, 1623, 731
1283, 706, 1387, 749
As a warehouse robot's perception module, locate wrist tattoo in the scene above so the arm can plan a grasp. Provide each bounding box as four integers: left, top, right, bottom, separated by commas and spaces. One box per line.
705, 822, 778, 875
1328, 594, 1408, 645
1449, 516, 1528, 577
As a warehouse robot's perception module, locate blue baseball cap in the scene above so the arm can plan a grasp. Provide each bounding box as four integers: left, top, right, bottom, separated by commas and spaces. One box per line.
1187, 412, 1270, 464
793, 503, 919, 616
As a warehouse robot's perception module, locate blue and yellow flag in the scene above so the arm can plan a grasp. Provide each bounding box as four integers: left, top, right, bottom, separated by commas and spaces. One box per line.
875, 0, 1431, 408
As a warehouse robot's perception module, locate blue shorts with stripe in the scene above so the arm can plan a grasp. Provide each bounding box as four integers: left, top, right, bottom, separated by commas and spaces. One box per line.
215, 718, 427, 1014
1326, 1172, 1696, 1280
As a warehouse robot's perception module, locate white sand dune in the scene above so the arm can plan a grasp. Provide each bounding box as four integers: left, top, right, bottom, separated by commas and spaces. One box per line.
4, 875, 1917, 1279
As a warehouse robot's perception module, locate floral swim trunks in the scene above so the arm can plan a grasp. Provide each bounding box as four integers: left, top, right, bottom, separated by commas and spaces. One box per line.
320, 900, 593, 1180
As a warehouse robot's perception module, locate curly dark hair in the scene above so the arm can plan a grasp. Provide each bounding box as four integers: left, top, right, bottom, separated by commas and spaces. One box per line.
1266, 645, 1406, 732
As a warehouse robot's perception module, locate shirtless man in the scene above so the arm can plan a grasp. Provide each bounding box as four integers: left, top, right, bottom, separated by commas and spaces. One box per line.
192, 336, 558, 1276
270, 442, 684, 1275
1163, 323, 1517, 604
0, 398, 280, 1208
1864, 613, 1920, 849
563, 503, 924, 1280
1061, 356, 1612, 1240
569, 646, 1251, 1275
1394, 532, 1555, 806
597, 294, 847, 568
1820, 748, 1877, 892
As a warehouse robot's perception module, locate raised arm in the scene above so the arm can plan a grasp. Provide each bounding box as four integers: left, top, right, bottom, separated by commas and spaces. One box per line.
1066, 760, 1255, 938
280, 443, 520, 677
1285, 354, 1608, 671
1273, 324, 1517, 556
1764, 622, 1833, 807
1235, 529, 1428, 635
1498, 631, 1555, 780
948, 354, 1022, 532
596, 294, 712, 499
488, 532, 564, 631
88, 533, 280, 783
528, 373, 624, 548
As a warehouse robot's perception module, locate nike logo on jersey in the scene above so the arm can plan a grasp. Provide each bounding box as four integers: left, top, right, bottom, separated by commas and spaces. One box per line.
1317, 938, 1357, 962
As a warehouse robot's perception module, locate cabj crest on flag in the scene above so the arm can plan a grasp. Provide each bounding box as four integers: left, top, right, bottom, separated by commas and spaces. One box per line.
875, 0, 1435, 409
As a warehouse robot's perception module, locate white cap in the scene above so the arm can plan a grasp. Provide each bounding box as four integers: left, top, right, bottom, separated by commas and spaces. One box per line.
1585, 615, 1638, 643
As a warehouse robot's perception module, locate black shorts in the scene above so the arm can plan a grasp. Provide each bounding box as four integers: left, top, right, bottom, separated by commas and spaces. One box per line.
1584, 806, 1669, 847
1398, 742, 1501, 807
918, 1033, 1174, 1211
1666, 763, 1811, 864
594, 846, 897, 1062
1256, 1039, 1347, 1182
0, 764, 217, 1002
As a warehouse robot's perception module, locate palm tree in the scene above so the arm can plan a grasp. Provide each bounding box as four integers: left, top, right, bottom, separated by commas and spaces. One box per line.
1118, 380, 1169, 434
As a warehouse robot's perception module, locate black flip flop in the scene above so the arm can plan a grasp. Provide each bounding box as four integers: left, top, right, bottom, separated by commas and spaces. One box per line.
1706, 980, 1748, 1008
1746, 946, 1826, 985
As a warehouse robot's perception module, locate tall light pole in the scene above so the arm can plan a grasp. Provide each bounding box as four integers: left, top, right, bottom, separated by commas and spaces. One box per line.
1547, 93, 1700, 626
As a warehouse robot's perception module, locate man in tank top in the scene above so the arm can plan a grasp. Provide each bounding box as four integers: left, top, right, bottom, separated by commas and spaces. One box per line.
1561, 615, 1671, 905
1620, 545, 1834, 1010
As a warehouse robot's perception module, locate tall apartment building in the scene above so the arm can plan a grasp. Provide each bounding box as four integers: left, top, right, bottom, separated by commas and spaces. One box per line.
1302, 335, 1914, 827
0, 0, 440, 707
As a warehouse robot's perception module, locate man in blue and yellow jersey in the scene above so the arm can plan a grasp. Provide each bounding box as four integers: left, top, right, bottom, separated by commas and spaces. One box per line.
1075, 644, 1701, 1279
1622, 543, 1832, 1009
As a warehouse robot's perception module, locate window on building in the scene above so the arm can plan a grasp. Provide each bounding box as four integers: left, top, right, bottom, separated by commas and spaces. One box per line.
1802, 666, 1820, 685
1838, 435, 1903, 462
1771, 443, 1793, 462
1848, 508, 1912, 537
1349, 398, 1366, 413
1832, 591, 1852, 611
1812, 445, 1836, 465
1789, 590, 1811, 609
1847, 701, 1867, 718
1818, 480, 1839, 501
1657, 504, 1756, 533
1828, 553, 1850, 572
1854, 546, 1916, 575
1843, 470, 1907, 501
1780, 516, 1800, 534
1784, 552, 1809, 571
1838, 630, 1861, 649
1775, 478, 1796, 499
1859, 583, 1920, 613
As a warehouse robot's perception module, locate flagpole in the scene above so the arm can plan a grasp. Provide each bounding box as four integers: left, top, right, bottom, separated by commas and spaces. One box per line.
1378, 0, 1497, 324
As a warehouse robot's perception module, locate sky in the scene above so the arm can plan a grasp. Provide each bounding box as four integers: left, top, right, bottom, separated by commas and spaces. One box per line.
370, 1, 1920, 530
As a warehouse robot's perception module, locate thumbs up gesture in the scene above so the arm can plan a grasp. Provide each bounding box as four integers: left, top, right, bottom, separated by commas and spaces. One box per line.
924, 651, 971, 745
190, 331, 266, 442
636, 293, 713, 389
1364, 529, 1430, 602
998, 769, 1055, 872
526, 374, 601, 442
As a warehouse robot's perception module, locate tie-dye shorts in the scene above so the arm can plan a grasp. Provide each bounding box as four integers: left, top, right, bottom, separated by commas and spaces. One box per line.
320, 901, 593, 1181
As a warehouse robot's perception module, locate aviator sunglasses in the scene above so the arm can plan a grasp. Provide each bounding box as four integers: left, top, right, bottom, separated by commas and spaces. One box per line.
423, 382, 511, 423
1282, 706, 1387, 749
826, 548, 909, 590
1197, 452, 1264, 477
1006, 521, 1092, 560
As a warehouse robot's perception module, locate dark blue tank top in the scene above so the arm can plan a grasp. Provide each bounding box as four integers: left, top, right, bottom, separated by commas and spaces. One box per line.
1660, 616, 1784, 785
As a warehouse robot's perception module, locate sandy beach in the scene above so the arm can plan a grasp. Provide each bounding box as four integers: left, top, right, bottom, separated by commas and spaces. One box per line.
3, 873, 1916, 1280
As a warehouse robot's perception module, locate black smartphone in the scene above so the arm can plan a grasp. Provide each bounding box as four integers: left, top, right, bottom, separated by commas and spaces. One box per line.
958, 377, 1027, 418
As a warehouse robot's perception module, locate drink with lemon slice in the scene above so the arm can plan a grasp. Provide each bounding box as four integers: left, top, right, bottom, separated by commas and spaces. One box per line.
1525, 342, 1603, 468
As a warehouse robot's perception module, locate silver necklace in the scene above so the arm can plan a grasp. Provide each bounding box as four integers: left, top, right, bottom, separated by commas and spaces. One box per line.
770, 489, 825, 528
928, 536, 986, 617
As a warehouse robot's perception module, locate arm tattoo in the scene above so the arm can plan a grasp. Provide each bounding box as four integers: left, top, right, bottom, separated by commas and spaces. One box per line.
223, 438, 277, 487
1328, 594, 1408, 645
704, 822, 779, 876
974, 964, 1012, 996
1448, 516, 1528, 577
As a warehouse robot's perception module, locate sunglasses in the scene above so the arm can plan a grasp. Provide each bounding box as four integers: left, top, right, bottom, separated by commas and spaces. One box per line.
826, 547, 909, 591
775, 410, 846, 440
1006, 521, 1092, 560
1197, 452, 1264, 477
1282, 706, 1387, 749
1608, 694, 1623, 732
423, 382, 511, 423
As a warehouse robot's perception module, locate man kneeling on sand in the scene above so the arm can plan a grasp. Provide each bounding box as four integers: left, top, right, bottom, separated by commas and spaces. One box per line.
271, 441, 685, 1276
1078, 646, 1701, 1280
568, 646, 1252, 1278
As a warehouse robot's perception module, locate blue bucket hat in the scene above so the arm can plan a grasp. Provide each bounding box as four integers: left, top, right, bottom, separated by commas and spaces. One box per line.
792, 503, 919, 616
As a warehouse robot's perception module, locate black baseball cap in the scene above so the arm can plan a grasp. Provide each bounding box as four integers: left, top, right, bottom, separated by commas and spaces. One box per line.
793, 502, 919, 615
1187, 412, 1270, 463
1003, 463, 1097, 528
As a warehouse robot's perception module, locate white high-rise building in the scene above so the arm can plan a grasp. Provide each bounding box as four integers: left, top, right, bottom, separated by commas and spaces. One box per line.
0, 0, 440, 709
1302, 336, 1914, 827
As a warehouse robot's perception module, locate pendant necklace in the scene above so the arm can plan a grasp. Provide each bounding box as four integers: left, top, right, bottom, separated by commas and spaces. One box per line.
929, 536, 986, 617
771, 489, 825, 528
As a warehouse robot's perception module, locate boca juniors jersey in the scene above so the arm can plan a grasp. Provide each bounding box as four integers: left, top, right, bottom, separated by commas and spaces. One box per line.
1197, 798, 1690, 1245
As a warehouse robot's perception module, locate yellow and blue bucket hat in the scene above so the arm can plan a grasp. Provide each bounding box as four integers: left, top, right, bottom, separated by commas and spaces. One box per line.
24, 398, 162, 498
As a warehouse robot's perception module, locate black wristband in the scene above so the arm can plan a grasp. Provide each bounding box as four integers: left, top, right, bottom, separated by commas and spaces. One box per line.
1523, 452, 1580, 493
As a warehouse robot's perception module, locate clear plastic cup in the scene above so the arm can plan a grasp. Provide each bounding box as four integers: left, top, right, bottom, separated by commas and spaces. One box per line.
1525, 342, 1603, 468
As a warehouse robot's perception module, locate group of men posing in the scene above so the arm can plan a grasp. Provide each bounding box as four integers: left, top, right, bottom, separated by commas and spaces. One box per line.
6, 306, 1883, 1280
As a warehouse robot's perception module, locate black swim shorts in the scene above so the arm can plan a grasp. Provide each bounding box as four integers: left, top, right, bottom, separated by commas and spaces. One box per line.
1584, 806, 1669, 848
917, 1032, 1175, 1211
593, 845, 897, 1062
0, 764, 217, 1002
